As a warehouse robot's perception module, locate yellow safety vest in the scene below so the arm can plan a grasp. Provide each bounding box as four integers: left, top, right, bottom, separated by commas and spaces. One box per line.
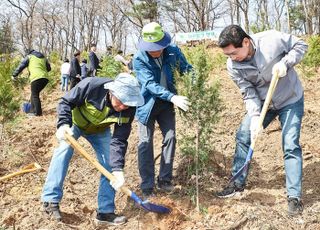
28, 55, 48, 82
72, 100, 129, 134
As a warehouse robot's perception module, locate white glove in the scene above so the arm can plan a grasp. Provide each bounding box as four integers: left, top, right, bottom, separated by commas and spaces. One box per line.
110, 171, 125, 191
56, 124, 73, 141
11, 76, 16, 81
170, 95, 190, 111
250, 115, 262, 143
272, 61, 287, 78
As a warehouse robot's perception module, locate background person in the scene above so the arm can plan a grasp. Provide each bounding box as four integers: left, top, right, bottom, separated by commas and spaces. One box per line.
89, 43, 101, 76
12, 49, 51, 116
69, 51, 81, 89
60, 58, 70, 91
80, 58, 90, 80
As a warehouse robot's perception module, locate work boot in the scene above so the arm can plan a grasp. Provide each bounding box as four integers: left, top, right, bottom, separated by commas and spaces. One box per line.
157, 180, 174, 193
43, 202, 62, 221
95, 212, 127, 226
215, 182, 244, 198
288, 197, 303, 216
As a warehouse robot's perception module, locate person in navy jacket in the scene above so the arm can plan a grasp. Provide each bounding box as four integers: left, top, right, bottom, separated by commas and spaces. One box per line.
89, 43, 101, 76
110, 22, 193, 198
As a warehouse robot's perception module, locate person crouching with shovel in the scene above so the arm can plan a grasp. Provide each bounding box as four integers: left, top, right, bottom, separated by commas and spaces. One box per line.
41, 73, 144, 226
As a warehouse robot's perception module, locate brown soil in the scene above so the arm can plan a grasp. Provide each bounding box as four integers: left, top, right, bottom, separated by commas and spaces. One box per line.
1, 50, 320, 229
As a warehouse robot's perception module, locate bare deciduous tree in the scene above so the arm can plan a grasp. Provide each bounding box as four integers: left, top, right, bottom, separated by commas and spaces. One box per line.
3, 0, 317, 59
6, 0, 39, 52
163, 0, 227, 32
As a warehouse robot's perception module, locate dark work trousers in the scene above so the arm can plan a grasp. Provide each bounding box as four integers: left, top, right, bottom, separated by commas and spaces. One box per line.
69, 77, 80, 89
30, 78, 49, 116
138, 99, 176, 192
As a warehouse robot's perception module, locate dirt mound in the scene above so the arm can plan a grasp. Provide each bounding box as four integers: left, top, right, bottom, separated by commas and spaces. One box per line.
1, 65, 320, 229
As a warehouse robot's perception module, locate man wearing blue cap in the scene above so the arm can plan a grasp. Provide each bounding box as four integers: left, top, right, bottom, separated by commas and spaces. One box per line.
113, 22, 192, 198
41, 73, 144, 226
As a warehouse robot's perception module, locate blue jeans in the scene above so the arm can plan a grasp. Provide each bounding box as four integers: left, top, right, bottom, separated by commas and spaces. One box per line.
41, 125, 115, 213
232, 96, 304, 198
138, 100, 176, 191
61, 74, 69, 91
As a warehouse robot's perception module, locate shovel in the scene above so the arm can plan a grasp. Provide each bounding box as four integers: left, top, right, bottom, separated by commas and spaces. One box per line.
0, 162, 42, 182
64, 133, 171, 214
230, 72, 280, 183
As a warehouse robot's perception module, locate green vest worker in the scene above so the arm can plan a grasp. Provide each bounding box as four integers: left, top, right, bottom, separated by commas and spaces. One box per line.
41, 73, 144, 226
12, 49, 51, 116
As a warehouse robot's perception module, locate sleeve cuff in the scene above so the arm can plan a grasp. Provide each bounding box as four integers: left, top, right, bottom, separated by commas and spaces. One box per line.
112, 168, 123, 172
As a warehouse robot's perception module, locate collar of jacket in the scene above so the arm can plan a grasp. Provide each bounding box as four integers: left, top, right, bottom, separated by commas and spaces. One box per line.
142, 47, 176, 66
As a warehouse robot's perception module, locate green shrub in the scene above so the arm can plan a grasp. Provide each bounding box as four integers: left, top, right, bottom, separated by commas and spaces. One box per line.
298, 35, 320, 78
46, 51, 61, 89
302, 35, 320, 68
211, 52, 227, 70
81, 50, 89, 61
97, 55, 124, 78
0, 54, 21, 124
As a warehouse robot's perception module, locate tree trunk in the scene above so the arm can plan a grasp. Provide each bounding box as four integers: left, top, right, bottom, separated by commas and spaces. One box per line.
285, 0, 291, 33
228, 0, 234, 24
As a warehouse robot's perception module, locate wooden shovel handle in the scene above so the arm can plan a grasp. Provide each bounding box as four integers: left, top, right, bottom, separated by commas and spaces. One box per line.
64, 133, 132, 197
0, 163, 42, 182
251, 73, 280, 148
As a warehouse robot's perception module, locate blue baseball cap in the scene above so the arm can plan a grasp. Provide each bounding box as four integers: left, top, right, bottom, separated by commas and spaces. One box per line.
138, 22, 171, 52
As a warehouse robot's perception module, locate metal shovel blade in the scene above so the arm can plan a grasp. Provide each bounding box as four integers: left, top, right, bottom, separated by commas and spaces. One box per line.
65, 133, 171, 214
130, 191, 171, 214
229, 147, 253, 183
229, 73, 280, 184
229, 162, 250, 183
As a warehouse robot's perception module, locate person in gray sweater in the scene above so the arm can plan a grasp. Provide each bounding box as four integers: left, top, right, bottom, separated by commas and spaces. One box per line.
215, 25, 308, 216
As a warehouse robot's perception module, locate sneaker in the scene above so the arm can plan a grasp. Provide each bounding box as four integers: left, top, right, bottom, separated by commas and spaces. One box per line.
215, 182, 244, 198
288, 197, 303, 216
95, 212, 127, 226
142, 188, 155, 200
157, 180, 174, 193
43, 202, 62, 221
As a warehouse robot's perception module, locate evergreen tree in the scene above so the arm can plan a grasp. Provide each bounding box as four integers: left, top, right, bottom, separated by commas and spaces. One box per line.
176, 46, 223, 211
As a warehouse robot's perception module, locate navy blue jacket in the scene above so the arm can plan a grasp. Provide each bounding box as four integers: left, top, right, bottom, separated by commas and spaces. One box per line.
80, 63, 89, 80
70, 57, 81, 79
133, 44, 192, 125
89, 51, 101, 72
